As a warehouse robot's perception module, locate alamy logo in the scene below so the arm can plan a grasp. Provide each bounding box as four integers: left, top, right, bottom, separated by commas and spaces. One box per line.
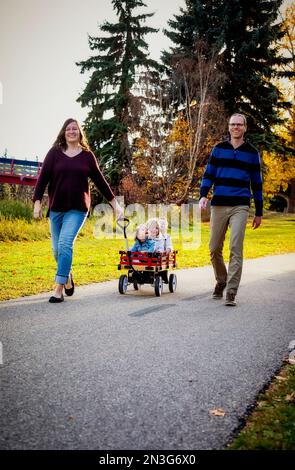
92, 199, 201, 250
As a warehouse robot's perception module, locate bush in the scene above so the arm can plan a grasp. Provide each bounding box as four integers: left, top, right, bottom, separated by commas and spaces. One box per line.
0, 199, 33, 221
0, 217, 51, 241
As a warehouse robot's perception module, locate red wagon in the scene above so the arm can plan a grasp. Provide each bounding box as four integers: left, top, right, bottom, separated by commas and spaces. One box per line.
117, 218, 177, 297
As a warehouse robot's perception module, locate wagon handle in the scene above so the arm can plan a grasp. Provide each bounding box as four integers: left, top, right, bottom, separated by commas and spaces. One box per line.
117, 217, 130, 251
117, 217, 130, 233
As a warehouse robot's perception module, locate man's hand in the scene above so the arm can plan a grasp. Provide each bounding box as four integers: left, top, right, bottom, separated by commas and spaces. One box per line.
199, 197, 208, 210
252, 216, 262, 229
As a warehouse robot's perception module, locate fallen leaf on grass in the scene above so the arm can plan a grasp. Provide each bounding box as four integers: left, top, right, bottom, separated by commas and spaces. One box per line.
285, 393, 295, 402
275, 375, 287, 382
209, 408, 226, 417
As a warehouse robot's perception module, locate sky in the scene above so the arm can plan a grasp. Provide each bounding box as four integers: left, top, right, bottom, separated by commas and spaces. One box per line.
0, 0, 292, 161
0, 0, 183, 161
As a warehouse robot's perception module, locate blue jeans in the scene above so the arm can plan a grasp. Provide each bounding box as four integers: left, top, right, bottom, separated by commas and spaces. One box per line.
49, 210, 88, 285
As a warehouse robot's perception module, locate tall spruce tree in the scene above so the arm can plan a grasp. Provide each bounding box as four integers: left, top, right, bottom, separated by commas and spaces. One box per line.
163, 0, 291, 149
77, 0, 160, 187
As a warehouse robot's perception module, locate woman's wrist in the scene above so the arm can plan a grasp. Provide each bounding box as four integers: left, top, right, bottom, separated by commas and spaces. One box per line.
110, 198, 123, 219
109, 197, 117, 208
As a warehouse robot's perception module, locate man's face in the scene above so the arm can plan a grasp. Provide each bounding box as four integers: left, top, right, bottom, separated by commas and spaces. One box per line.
228, 115, 246, 140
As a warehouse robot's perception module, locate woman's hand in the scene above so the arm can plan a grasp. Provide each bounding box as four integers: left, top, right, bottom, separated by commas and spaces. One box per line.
110, 198, 124, 221
115, 204, 124, 221
33, 200, 42, 220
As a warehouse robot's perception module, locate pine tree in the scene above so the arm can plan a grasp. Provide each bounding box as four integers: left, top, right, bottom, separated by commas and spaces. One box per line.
163, 0, 292, 149
163, 0, 222, 58
77, 0, 161, 188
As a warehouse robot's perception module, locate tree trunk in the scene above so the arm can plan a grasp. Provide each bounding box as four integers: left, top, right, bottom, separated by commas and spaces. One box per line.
288, 179, 295, 213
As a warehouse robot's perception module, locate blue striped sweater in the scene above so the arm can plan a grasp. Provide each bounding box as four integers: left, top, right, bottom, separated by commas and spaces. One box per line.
200, 141, 263, 216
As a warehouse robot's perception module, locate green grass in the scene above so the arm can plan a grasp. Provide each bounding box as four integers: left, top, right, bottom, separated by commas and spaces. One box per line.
228, 364, 295, 450
0, 199, 33, 222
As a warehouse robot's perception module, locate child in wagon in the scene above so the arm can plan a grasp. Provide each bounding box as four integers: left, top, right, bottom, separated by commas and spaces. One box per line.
146, 218, 165, 252
131, 223, 155, 252
131, 218, 173, 253
147, 217, 173, 253
158, 217, 173, 253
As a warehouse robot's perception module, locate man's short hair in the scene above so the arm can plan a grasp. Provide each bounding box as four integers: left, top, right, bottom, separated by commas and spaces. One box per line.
229, 113, 247, 125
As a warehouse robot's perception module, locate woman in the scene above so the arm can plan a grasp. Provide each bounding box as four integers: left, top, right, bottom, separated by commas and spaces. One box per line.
33, 118, 123, 303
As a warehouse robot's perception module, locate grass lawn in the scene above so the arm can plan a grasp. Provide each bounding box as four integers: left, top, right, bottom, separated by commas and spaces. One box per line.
228, 363, 295, 450
0, 213, 294, 301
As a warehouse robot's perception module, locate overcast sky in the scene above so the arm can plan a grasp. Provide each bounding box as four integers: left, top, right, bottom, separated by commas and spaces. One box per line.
0, 0, 184, 160
0, 0, 292, 161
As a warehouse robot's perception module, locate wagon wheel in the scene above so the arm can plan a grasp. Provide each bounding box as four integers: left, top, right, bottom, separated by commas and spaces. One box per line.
168, 273, 177, 293
118, 274, 128, 294
154, 276, 163, 297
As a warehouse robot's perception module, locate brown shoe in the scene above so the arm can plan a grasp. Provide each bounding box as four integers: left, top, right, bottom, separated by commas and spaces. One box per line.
225, 292, 236, 306
212, 282, 226, 299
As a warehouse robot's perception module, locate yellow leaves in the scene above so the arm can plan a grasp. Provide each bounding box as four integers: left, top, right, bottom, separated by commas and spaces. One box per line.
133, 137, 149, 152
281, 4, 295, 53
263, 151, 295, 197
132, 137, 154, 180
167, 113, 191, 154
209, 408, 226, 417
133, 155, 151, 178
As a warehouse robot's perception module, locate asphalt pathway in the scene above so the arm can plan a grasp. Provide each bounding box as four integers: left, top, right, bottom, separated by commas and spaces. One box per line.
0, 253, 294, 450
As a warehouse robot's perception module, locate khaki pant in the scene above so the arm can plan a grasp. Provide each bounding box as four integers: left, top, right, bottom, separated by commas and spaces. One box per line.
209, 205, 249, 294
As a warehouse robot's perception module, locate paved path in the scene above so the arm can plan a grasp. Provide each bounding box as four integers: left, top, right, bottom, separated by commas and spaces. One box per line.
0, 254, 294, 450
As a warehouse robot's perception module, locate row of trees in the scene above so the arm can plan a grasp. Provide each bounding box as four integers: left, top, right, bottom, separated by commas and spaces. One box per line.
76, 0, 295, 210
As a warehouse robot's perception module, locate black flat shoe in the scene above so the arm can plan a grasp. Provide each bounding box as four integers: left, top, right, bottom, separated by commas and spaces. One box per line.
64, 274, 74, 296
49, 294, 64, 303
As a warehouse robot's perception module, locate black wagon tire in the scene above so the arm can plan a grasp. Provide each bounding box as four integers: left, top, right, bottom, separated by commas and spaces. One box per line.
119, 274, 128, 294
154, 276, 163, 297
168, 273, 177, 293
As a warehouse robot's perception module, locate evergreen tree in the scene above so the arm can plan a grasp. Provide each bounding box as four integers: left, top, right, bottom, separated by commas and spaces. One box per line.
77, 0, 160, 187
163, 0, 291, 149
163, 0, 222, 58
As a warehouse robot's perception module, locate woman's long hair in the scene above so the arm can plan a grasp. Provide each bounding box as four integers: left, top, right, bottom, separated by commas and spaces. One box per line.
52, 118, 90, 151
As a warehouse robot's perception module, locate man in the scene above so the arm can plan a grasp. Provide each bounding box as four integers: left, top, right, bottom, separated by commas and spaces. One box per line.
199, 113, 263, 306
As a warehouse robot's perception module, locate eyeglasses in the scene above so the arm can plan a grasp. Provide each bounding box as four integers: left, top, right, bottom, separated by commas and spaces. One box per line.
229, 123, 244, 127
